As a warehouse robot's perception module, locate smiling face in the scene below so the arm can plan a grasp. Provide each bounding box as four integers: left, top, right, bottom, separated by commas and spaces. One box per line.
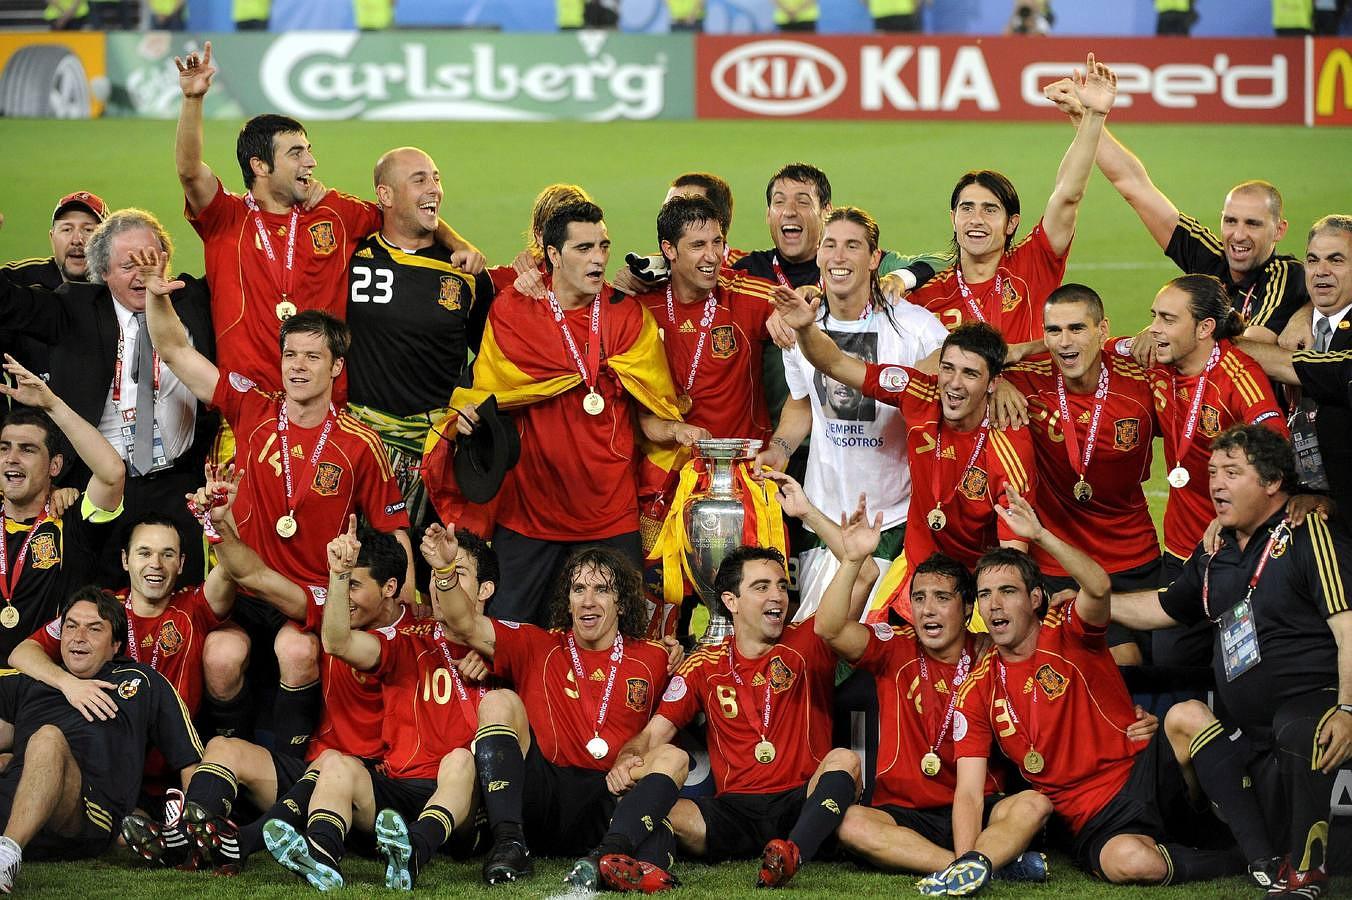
766, 177, 825, 264
347, 565, 397, 629
1148, 285, 1208, 368
0, 423, 59, 509
60, 600, 120, 679
50, 210, 100, 281
379, 148, 442, 240
662, 217, 724, 297
817, 218, 879, 305
548, 220, 611, 303
1043, 300, 1108, 386
1209, 444, 1282, 534
280, 330, 343, 405
1220, 188, 1286, 279
722, 558, 790, 645
976, 565, 1042, 654
936, 345, 994, 426
259, 130, 317, 206
951, 183, 1018, 261
103, 226, 160, 312
568, 562, 623, 649
122, 523, 184, 604
909, 571, 970, 656
1306, 228, 1352, 317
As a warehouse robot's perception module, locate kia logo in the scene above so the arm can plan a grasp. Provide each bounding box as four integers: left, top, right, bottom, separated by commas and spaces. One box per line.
711, 41, 846, 115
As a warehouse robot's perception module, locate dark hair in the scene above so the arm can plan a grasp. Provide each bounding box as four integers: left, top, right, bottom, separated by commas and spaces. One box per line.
657, 194, 722, 250
765, 163, 831, 208
973, 547, 1046, 618
1308, 213, 1352, 244
1229, 179, 1284, 221
950, 171, 1021, 253
548, 546, 648, 638
60, 585, 127, 653
671, 172, 734, 236
1212, 424, 1296, 493
279, 309, 350, 362
941, 322, 1007, 380
125, 513, 182, 552
0, 407, 60, 461
237, 114, 307, 189
1166, 274, 1243, 340
541, 200, 605, 274
454, 528, 499, 589
1044, 282, 1105, 323
712, 546, 786, 619
912, 553, 975, 608
354, 528, 407, 596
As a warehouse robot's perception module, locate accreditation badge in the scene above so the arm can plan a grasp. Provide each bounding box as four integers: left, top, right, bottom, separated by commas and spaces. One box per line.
1219, 599, 1261, 682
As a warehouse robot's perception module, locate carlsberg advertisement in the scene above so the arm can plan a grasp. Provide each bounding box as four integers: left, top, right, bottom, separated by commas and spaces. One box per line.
104, 31, 693, 121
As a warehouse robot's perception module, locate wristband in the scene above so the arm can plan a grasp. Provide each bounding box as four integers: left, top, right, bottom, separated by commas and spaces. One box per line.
432, 565, 456, 576
1338, 704, 1352, 716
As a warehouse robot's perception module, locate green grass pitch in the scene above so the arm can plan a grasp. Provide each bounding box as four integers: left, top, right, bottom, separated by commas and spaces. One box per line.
0, 117, 1348, 896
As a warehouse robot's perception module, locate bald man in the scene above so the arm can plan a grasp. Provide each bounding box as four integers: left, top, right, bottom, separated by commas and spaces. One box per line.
345, 147, 498, 553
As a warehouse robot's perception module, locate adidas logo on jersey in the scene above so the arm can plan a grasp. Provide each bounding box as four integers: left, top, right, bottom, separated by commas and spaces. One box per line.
752, 673, 766, 686
356, 247, 374, 259
1023, 677, 1034, 694
591, 668, 605, 681
679, 320, 695, 333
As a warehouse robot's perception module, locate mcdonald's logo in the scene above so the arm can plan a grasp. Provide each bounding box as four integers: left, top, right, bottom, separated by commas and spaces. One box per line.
1315, 44, 1352, 123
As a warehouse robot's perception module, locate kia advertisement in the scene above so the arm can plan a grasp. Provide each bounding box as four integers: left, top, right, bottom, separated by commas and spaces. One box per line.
696, 36, 1307, 124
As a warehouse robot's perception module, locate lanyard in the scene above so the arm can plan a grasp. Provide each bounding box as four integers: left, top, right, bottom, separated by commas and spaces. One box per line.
565, 631, 624, 740
996, 658, 1039, 749
1202, 519, 1288, 620
433, 624, 485, 732
1054, 363, 1110, 484
931, 418, 990, 513
0, 504, 50, 602
111, 319, 161, 405
244, 192, 300, 303
1168, 343, 1221, 472
917, 643, 970, 758
726, 642, 774, 740
1237, 285, 1257, 322
770, 253, 825, 297
124, 595, 162, 670
546, 289, 602, 393
954, 268, 1004, 325
665, 284, 718, 396
277, 403, 336, 517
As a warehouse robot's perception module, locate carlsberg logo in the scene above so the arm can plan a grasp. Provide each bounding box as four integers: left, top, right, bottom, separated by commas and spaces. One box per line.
259, 32, 669, 121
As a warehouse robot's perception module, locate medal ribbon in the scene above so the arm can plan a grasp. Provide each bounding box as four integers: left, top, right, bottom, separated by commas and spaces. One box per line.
434, 624, 486, 732
726, 643, 774, 740
124, 594, 162, 670
665, 284, 718, 396
995, 659, 1041, 757
1202, 518, 1288, 620
954, 268, 1004, 325
1168, 343, 1221, 474
0, 504, 50, 603
546, 289, 602, 394
930, 418, 990, 515
917, 644, 970, 758
244, 191, 299, 303
565, 631, 624, 742
1054, 363, 1110, 486
277, 403, 336, 517
111, 324, 160, 405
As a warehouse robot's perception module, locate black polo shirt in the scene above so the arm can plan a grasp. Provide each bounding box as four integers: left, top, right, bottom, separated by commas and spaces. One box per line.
1166, 213, 1307, 336
0, 256, 61, 389
1158, 511, 1348, 732
1294, 348, 1352, 409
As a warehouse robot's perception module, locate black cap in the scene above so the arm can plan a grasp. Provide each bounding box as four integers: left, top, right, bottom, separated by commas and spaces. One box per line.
453, 395, 521, 505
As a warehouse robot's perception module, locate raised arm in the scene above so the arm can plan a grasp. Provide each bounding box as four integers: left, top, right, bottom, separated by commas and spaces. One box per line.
422, 523, 497, 658
189, 465, 244, 618
997, 484, 1110, 625
769, 285, 866, 390
1041, 53, 1116, 256
174, 40, 220, 216
435, 220, 485, 275
322, 515, 383, 670
133, 248, 219, 405
207, 477, 310, 622
0, 355, 123, 512
810, 490, 883, 663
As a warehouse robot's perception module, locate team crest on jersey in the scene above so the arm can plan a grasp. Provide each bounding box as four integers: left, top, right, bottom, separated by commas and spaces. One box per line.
308, 221, 337, 255
625, 677, 650, 711
438, 276, 462, 312
1200, 405, 1222, 438
313, 462, 343, 496
1000, 279, 1020, 313
1034, 664, 1068, 700
710, 325, 736, 359
29, 532, 58, 570
1113, 418, 1140, 451
958, 466, 988, 501
117, 677, 142, 699
1271, 523, 1293, 558
157, 621, 184, 657
768, 656, 795, 693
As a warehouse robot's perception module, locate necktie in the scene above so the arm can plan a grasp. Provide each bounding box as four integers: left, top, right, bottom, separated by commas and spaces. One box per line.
130, 312, 155, 474
1315, 317, 1333, 353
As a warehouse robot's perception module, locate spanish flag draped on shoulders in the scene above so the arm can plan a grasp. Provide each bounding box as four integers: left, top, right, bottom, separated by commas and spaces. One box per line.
421, 278, 683, 541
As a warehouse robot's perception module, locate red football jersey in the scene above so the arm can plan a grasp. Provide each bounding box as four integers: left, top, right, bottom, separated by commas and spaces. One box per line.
856, 626, 1003, 810
211, 374, 408, 589
635, 270, 775, 442
1002, 355, 1159, 577
307, 605, 408, 761
489, 621, 669, 771
374, 620, 486, 779
659, 622, 836, 796
909, 220, 1068, 342
954, 603, 1143, 835
189, 179, 381, 391
1109, 339, 1287, 559
860, 364, 1036, 569
33, 585, 223, 716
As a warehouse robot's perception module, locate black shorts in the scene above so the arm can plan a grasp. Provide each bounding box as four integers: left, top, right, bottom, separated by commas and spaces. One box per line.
1072, 730, 1197, 875
692, 786, 810, 862
0, 767, 117, 861
520, 734, 615, 856
271, 751, 316, 796
874, 794, 1004, 850
370, 772, 438, 821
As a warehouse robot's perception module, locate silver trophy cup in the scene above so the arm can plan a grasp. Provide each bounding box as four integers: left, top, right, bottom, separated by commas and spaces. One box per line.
683, 438, 762, 646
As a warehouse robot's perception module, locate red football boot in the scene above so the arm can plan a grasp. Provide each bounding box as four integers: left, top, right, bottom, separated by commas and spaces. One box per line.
756, 838, 801, 888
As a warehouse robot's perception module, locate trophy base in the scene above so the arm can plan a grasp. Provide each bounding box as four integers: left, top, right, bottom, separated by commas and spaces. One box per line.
698, 613, 735, 647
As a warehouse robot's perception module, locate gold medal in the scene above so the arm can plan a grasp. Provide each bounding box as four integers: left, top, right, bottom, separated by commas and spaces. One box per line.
920, 751, 942, 777
275, 300, 297, 320
1023, 750, 1045, 774
0, 605, 18, 629
586, 736, 610, 760
582, 390, 605, 416
275, 514, 298, 538
926, 507, 947, 531
754, 739, 776, 764
1167, 466, 1190, 489
1073, 479, 1093, 503
676, 393, 693, 416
